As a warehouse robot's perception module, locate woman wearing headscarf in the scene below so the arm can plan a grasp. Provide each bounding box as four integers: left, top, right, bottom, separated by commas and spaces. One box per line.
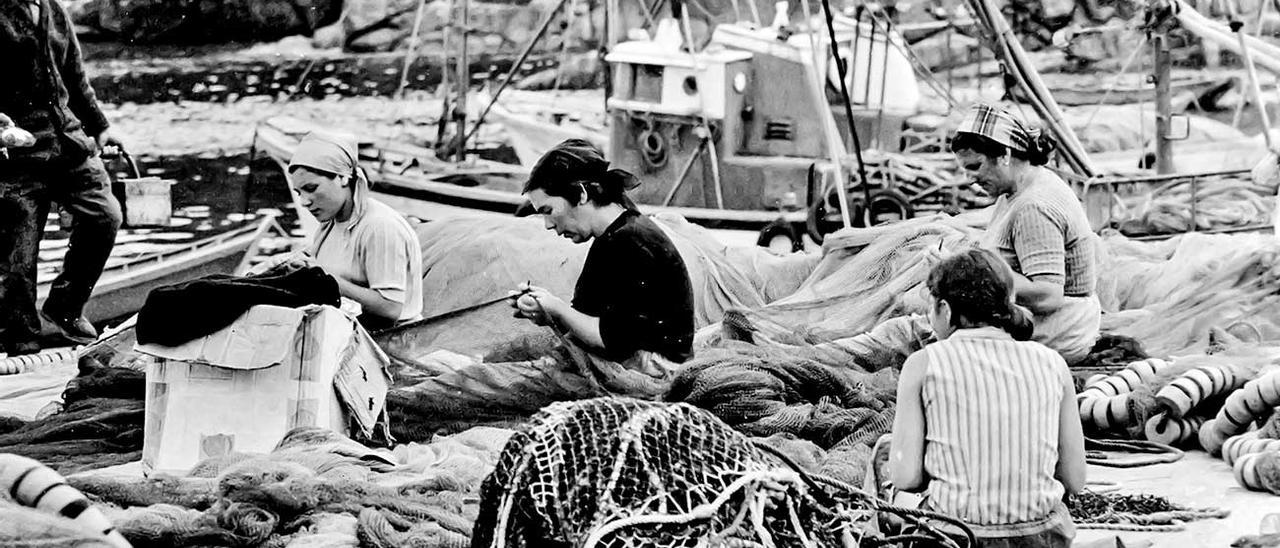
950, 103, 1100, 364
745, 103, 1099, 370
260, 131, 424, 329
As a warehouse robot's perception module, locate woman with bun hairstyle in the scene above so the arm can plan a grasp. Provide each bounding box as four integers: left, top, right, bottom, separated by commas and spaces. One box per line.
889, 248, 1086, 547
513, 139, 695, 374
393, 139, 695, 423
951, 103, 1100, 365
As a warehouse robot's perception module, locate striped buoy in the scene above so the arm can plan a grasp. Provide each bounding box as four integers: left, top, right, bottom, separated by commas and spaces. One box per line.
1224, 434, 1280, 466
1143, 413, 1204, 446
1232, 451, 1279, 493
1155, 365, 1244, 418
1199, 419, 1231, 456
1078, 358, 1170, 402
1080, 392, 1132, 431
1077, 359, 1171, 431
0, 454, 131, 547
0, 348, 79, 376
1215, 370, 1280, 435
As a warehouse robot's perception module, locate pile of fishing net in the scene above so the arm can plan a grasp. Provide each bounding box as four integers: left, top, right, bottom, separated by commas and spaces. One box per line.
694, 215, 982, 350
1066, 490, 1230, 532
1107, 173, 1277, 238
0, 340, 146, 475
694, 216, 1280, 367
376, 213, 818, 382
665, 343, 899, 485
5, 425, 516, 548
1097, 231, 1280, 357
473, 397, 971, 548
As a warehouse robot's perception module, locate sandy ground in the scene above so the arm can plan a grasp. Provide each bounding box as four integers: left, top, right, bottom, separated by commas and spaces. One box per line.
1077, 454, 1277, 547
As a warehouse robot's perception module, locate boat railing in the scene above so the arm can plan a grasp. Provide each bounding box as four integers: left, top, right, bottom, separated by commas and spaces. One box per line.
108, 213, 283, 275
1060, 167, 1271, 237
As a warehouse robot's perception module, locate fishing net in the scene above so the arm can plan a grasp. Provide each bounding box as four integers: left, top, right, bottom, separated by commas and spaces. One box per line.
0, 357, 145, 475
666, 343, 897, 451
699, 216, 981, 348
1097, 231, 1280, 357
473, 397, 969, 548
60, 426, 503, 548
377, 214, 816, 380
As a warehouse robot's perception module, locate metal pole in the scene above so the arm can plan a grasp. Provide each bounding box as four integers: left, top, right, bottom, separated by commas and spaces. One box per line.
462, 0, 572, 146
455, 0, 471, 161
1232, 19, 1276, 150
1153, 31, 1173, 174
396, 0, 428, 99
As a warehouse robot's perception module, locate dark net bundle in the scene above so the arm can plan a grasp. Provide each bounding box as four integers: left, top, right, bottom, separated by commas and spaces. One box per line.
1067, 491, 1229, 530
472, 398, 889, 548
666, 342, 896, 450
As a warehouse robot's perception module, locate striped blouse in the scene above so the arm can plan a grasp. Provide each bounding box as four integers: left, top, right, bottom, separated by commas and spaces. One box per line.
920, 327, 1069, 526
982, 169, 1097, 297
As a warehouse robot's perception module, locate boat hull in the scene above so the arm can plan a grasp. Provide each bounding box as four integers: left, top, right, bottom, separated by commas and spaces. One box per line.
36, 218, 273, 331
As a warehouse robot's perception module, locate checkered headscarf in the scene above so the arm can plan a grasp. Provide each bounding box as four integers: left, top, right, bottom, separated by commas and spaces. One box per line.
955, 103, 1038, 153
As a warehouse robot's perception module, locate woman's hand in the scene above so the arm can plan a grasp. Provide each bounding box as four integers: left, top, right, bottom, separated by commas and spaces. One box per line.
509, 283, 565, 326
245, 251, 315, 276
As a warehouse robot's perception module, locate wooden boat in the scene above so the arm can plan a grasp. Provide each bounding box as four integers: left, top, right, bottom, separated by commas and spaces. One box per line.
1017, 71, 1237, 107
254, 116, 802, 248
36, 215, 281, 331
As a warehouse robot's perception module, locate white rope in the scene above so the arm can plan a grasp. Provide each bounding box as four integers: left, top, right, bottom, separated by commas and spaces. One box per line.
581, 470, 805, 548
1082, 33, 1151, 130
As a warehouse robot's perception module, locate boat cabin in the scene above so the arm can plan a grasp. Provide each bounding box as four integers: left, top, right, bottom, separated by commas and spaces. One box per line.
605, 18, 920, 224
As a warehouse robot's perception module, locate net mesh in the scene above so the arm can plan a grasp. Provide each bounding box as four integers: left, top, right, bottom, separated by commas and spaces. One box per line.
471, 398, 881, 548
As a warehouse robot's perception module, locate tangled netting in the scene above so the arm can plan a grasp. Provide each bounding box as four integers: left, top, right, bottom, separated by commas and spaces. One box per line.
377, 214, 816, 381
472, 397, 969, 548
664, 344, 897, 486
703, 218, 978, 348
1067, 491, 1230, 532
45, 426, 516, 547
0, 341, 146, 474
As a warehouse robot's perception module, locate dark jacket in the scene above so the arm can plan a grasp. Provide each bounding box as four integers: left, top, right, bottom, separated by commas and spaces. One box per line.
1, 0, 109, 164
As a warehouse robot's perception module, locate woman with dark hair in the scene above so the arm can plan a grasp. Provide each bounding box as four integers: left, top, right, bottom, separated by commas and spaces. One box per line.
391, 140, 695, 424
950, 103, 1100, 364
513, 139, 696, 383
889, 247, 1086, 547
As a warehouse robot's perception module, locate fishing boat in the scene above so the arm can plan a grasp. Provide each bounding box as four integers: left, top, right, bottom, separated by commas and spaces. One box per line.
36, 214, 282, 332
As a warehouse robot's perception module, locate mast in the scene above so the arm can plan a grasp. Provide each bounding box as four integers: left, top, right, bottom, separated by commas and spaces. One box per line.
1153, 29, 1173, 174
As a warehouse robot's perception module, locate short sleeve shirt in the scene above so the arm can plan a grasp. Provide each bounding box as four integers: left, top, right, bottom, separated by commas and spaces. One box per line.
982, 170, 1097, 297
314, 198, 424, 322
572, 210, 695, 363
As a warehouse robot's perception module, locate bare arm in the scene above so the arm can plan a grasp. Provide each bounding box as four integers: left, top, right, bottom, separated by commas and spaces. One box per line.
1055, 366, 1088, 494
334, 276, 405, 321
514, 284, 606, 351
1013, 272, 1065, 315
888, 351, 930, 492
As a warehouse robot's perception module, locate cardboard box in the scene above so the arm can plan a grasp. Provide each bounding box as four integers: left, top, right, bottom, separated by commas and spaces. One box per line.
137, 305, 391, 475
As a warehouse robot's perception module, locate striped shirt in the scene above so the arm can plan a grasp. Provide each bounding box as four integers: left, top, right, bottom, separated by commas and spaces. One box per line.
920, 327, 1069, 526
983, 169, 1096, 297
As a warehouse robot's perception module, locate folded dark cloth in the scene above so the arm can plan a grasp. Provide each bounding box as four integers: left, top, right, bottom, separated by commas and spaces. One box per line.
136, 267, 340, 346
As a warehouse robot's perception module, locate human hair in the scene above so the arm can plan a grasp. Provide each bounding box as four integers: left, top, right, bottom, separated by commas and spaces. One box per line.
522, 139, 639, 207
926, 248, 1034, 341
950, 130, 1057, 166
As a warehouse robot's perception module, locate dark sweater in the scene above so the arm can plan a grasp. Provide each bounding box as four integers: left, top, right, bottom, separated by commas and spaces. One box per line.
1, 0, 109, 164
572, 210, 695, 363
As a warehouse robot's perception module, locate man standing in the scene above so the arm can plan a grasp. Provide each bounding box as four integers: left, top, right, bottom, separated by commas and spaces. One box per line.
1, 0, 122, 354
